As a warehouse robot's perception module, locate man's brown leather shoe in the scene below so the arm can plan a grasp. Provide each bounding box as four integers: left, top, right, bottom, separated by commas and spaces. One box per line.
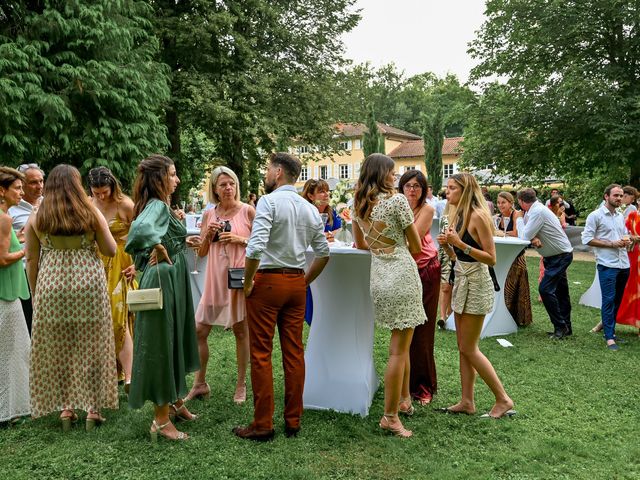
284, 426, 300, 438
232, 425, 275, 442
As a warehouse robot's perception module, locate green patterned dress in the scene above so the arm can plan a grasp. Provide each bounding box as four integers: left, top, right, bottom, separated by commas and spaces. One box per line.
125, 200, 199, 409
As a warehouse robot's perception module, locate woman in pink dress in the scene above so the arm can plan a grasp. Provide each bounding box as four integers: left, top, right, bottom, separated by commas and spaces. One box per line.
186, 166, 255, 404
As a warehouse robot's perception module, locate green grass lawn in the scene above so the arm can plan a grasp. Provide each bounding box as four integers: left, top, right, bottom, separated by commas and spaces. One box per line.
1, 258, 638, 480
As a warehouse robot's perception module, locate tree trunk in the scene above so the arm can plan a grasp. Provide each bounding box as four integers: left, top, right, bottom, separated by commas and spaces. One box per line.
166, 107, 181, 204
630, 155, 640, 186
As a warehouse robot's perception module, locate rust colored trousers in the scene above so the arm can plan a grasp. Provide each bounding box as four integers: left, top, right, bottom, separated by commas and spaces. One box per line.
246, 271, 306, 431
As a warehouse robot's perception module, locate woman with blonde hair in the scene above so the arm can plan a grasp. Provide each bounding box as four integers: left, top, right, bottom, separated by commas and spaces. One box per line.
0, 167, 31, 424
88, 167, 137, 390
437, 173, 514, 419
25, 165, 118, 431
301, 179, 342, 240
186, 166, 255, 404
352, 154, 424, 438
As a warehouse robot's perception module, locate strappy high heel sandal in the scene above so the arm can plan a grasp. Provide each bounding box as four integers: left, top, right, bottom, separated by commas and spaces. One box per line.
379, 414, 412, 438
150, 419, 189, 443
398, 397, 415, 416
86, 411, 106, 432
170, 402, 197, 422
60, 410, 78, 432
185, 383, 210, 401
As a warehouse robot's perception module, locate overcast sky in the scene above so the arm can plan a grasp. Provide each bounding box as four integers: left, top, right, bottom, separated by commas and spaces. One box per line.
341, 0, 487, 82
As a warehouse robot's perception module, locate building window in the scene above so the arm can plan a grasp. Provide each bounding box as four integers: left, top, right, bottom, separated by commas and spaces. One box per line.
300, 166, 308, 181
406, 166, 416, 171
339, 164, 349, 179
339, 140, 352, 151
354, 139, 362, 150
443, 164, 454, 178
319, 165, 328, 180
297, 145, 309, 154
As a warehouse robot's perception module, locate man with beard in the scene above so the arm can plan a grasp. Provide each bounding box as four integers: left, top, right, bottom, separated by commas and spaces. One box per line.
582, 184, 631, 351
233, 152, 329, 441
9, 163, 44, 335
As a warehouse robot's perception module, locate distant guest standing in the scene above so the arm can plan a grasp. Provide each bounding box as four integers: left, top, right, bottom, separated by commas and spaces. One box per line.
515, 188, 573, 339
399, 170, 440, 405
581, 185, 631, 351
8, 163, 44, 335
234, 153, 329, 441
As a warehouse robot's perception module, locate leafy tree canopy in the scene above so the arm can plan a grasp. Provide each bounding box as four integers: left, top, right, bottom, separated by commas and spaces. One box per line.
465, 0, 640, 185
0, 0, 170, 186
153, 0, 360, 195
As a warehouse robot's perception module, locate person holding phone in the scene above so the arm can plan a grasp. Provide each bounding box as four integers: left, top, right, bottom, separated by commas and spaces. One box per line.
186, 166, 255, 405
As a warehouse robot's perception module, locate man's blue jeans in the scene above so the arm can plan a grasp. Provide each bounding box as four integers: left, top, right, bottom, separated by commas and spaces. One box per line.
597, 264, 630, 341
540, 252, 573, 333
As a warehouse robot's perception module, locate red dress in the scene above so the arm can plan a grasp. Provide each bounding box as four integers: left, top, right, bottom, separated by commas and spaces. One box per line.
616, 210, 639, 327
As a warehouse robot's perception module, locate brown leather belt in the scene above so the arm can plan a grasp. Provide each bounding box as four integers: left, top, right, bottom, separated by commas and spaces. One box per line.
257, 268, 304, 275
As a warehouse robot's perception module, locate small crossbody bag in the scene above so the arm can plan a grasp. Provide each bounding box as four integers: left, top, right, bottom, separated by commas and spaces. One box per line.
126, 262, 163, 311
228, 268, 245, 289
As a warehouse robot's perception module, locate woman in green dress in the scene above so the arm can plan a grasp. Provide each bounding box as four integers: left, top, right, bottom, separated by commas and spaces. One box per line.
125, 154, 199, 442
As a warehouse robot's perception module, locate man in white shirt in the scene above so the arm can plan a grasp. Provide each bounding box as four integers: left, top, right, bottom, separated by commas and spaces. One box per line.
9, 163, 44, 234
424, 185, 438, 208
581, 184, 631, 351
8, 163, 44, 335
234, 152, 329, 441
515, 188, 574, 339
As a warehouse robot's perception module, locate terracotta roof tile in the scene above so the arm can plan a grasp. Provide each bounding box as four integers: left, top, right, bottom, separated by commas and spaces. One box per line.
335, 122, 421, 140
388, 137, 463, 158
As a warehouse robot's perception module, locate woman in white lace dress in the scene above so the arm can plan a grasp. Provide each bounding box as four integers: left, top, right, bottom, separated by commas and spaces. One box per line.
352, 154, 424, 438
0, 167, 31, 423
437, 173, 514, 419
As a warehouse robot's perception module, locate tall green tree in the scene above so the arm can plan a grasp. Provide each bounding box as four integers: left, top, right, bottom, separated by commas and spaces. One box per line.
466, 0, 640, 185
0, 1, 170, 185
423, 109, 445, 193
362, 106, 385, 157
152, 0, 359, 195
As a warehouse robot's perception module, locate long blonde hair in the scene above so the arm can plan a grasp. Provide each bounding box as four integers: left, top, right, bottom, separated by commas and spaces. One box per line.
354, 154, 395, 220
447, 173, 492, 238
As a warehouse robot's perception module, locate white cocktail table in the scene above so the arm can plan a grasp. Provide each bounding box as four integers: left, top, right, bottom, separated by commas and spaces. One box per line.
303, 244, 379, 416
579, 266, 601, 309
445, 236, 530, 338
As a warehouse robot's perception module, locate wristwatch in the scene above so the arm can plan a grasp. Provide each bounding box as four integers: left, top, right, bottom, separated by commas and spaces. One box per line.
462, 245, 472, 255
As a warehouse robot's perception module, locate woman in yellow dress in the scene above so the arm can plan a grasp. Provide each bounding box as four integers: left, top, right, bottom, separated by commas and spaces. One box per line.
88, 167, 137, 390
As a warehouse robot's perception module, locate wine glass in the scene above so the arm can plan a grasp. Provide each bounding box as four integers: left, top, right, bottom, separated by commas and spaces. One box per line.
190, 247, 200, 275
320, 213, 329, 228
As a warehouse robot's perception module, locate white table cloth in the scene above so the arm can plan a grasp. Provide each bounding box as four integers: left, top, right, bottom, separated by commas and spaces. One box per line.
445, 236, 530, 338
303, 244, 379, 416
579, 266, 601, 309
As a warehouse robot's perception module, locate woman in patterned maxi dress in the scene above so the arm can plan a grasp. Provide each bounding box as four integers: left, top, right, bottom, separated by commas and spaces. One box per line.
352, 154, 425, 438
25, 165, 118, 431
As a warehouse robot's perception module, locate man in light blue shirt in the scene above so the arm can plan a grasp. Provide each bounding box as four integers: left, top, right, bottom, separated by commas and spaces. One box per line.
581, 184, 631, 351
234, 152, 329, 442
515, 188, 573, 339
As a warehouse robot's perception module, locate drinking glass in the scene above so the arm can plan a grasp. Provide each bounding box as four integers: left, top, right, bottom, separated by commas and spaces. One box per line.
320, 213, 329, 227
190, 247, 200, 275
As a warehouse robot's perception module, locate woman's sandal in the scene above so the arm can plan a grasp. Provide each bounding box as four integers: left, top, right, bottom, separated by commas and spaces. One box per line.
398, 397, 415, 416
170, 402, 197, 422
86, 411, 106, 432
150, 419, 188, 443
60, 410, 78, 432
185, 383, 211, 401
233, 383, 247, 405
379, 414, 412, 438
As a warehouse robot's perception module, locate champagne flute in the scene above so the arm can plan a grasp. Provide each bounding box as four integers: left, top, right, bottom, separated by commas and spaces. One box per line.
320, 213, 329, 228
190, 247, 200, 275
